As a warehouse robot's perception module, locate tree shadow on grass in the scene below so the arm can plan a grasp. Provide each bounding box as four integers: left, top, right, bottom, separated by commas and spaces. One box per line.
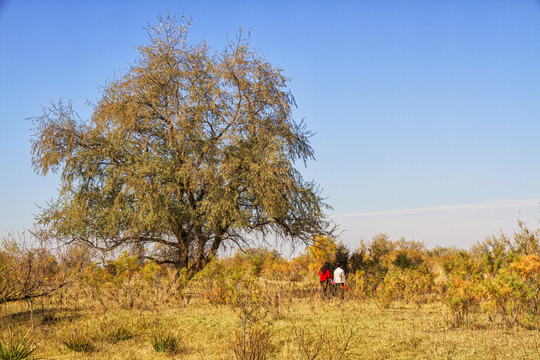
1, 307, 82, 325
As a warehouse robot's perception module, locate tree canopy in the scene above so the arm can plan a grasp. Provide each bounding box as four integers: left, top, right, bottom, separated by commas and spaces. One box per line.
31, 15, 331, 275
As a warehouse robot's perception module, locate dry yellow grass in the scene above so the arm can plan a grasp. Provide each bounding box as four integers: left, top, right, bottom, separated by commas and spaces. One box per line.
2, 295, 540, 359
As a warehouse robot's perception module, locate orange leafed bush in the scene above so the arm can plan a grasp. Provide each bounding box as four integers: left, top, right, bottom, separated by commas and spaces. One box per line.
511, 254, 540, 279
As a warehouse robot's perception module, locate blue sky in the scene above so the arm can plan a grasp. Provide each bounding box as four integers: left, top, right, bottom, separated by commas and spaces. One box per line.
1, 0, 540, 250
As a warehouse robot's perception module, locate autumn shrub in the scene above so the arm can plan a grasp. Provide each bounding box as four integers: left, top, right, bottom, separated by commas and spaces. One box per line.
0, 233, 81, 305
373, 245, 434, 306
378, 266, 435, 307
247, 248, 283, 277
232, 325, 272, 360
286, 253, 312, 282
259, 259, 291, 281
471, 235, 511, 276
344, 271, 365, 300
482, 268, 524, 327
287, 316, 359, 360
307, 235, 337, 275
348, 247, 366, 274
231, 277, 274, 360
53, 251, 188, 310
351, 258, 387, 299
347, 234, 404, 300
511, 222, 540, 255
6, 227, 539, 332
194, 257, 253, 305
440, 251, 484, 327
481, 254, 540, 328
511, 254, 540, 316
465, 226, 540, 328
288, 321, 327, 360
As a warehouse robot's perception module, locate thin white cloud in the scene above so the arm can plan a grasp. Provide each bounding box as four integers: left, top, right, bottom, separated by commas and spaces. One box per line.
330, 197, 540, 250
333, 198, 540, 218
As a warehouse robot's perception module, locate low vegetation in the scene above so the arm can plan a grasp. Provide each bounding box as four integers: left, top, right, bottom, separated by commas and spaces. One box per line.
2, 222, 540, 358
0, 328, 35, 360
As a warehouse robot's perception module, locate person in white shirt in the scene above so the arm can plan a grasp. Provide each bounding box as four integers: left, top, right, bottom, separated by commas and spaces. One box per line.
333, 263, 346, 298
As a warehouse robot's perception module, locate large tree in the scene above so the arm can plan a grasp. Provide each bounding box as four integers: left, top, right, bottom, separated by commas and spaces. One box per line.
31, 15, 331, 275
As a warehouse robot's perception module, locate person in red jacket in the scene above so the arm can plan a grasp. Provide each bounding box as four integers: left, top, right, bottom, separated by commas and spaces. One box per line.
318, 262, 333, 293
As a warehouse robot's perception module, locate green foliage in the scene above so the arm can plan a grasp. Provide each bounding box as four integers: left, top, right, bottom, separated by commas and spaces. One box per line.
334, 241, 350, 271
471, 235, 510, 275
0, 329, 35, 360
348, 247, 365, 274
440, 251, 484, 327
511, 221, 540, 256
369, 233, 395, 264
105, 251, 140, 285
379, 265, 434, 306
194, 258, 243, 304
481, 254, 540, 327
238, 248, 283, 277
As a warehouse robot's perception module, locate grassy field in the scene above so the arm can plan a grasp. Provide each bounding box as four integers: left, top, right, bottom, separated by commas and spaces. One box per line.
4, 224, 540, 358
2, 293, 540, 360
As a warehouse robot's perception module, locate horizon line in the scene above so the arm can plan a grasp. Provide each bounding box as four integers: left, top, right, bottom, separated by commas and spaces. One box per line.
331, 197, 540, 219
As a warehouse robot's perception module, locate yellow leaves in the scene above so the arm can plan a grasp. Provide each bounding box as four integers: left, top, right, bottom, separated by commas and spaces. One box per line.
496, 280, 513, 297
307, 235, 336, 273
511, 254, 540, 279
142, 260, 161, 282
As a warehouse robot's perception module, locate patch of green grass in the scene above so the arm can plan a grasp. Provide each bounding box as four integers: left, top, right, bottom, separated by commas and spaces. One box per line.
151, 331, 183, 354
0, 329, 35, 360
61, 331, 93, 353
109, 324, 134, 343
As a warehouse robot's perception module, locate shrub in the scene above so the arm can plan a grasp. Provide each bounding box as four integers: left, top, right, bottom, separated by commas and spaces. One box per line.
231, 277, 274, 359
288, 324, 327, 360
482, 254, 540, 328
378, 265, 435, 307
441, 251, 483, 327
233, 325, 272, 360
